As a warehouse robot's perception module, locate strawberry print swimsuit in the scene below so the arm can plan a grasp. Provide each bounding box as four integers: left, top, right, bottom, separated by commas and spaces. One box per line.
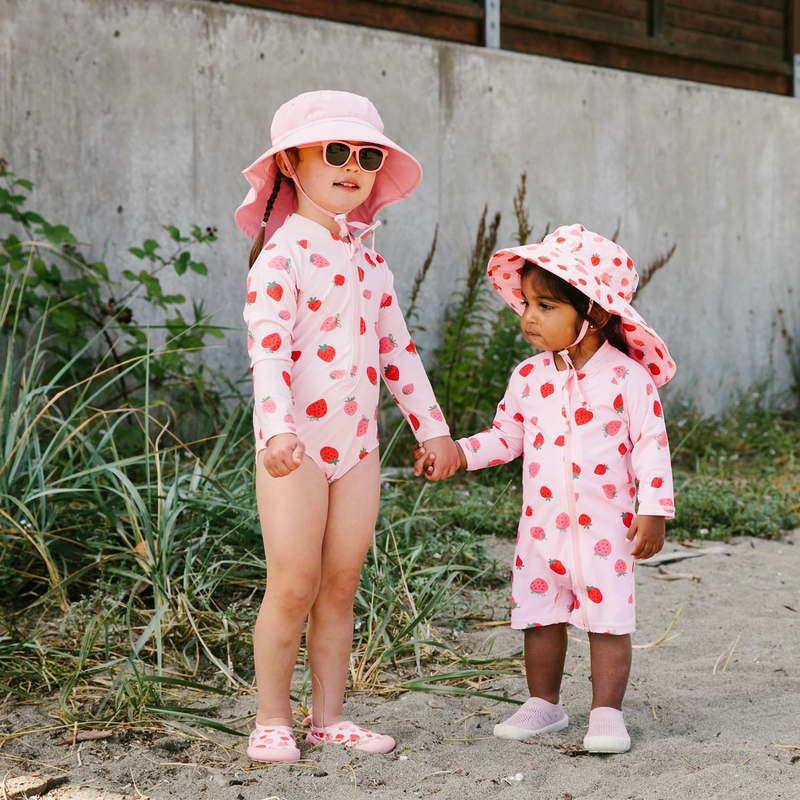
244, 214, 449, 481
457, 342, 674, 634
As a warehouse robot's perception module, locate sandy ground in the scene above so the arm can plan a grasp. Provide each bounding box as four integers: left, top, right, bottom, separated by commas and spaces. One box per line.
3, 533, 800, 800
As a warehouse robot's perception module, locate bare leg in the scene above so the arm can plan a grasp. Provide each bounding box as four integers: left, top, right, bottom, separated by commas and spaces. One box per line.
587, 633, 632, 710
253, 452, 329, 725
524, 623, 568, 703
305, 448, 381, 727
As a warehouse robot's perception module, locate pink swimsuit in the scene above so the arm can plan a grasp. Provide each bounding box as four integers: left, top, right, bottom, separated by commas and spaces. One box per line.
244, 214, 450, 481
457, 342, 674, 635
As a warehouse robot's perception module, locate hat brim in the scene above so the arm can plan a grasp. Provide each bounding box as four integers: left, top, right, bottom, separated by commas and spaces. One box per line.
488, 246, 676, 387
235, 119, 422, 242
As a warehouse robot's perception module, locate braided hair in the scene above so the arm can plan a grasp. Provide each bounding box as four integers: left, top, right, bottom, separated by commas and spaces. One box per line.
248, 171, 283, 269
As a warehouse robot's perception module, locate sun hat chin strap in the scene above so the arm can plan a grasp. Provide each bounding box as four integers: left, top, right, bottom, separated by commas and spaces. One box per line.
282, 153, 381, 258
557, 300, 594, 429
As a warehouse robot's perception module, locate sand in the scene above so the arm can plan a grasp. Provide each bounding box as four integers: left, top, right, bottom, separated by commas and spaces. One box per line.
3, 533, 799, 800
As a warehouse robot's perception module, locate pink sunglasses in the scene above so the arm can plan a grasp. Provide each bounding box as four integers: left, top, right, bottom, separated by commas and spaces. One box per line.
319, 141, 388, 172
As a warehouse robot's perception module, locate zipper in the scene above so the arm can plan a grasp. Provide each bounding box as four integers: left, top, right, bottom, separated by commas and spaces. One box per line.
347, 240, 361, 377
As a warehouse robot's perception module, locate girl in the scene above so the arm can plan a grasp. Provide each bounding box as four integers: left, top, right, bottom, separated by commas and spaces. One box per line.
236, 90, 460, 762
415, 224, 675, 753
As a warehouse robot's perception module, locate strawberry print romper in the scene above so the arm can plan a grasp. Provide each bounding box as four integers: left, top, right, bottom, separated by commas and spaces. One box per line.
244, 214, 450, 481
457, 341, 674, 635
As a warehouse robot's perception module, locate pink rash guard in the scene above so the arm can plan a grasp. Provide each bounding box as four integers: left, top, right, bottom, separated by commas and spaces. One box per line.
244, 214, 450, 481
457, 342, 674, 635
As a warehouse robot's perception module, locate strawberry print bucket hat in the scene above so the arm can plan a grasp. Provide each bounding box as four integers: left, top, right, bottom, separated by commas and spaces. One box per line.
488, 224, 676, 387
235, 90, 423, 242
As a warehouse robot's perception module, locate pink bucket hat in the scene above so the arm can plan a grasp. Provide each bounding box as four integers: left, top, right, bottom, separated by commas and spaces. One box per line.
235, 90, 423, 242
488, 224, 676, 387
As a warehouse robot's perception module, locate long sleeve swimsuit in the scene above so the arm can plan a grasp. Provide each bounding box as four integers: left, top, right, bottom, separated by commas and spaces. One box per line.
457, 342, 674, 635
244, 214, 450, 481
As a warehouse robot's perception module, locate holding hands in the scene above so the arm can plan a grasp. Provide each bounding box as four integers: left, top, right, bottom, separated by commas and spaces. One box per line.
413, 437, 465, 481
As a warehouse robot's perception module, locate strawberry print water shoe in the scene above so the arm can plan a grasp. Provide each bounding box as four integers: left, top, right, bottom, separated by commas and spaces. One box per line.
246, 724, 300, 762
493, 697, 569, 741
583, 706, 631, 753
305, 719, 395, 753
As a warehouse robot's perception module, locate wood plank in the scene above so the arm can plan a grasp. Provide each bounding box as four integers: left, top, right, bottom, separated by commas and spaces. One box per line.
668, 24, 785, 62
733, 0, 784, 10
524, 0, 649, 19
501, 24, 791, 92
651, 0, 666, 37
227, 0, 482, 42
667, 0, 783, 29
667, 7, 785, 46
791, 0, 800, 56
504, 0, 648, 37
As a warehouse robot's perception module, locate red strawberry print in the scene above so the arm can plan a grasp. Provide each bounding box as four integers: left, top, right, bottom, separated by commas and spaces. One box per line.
619, 443, 628, 455
524, 504, 532, 516
572, 463, 581, 479
579, 514, 592, 529
554, 435, 565, 447
409, 413, 420, 431
594, 539, 612, 559
289, 350, 301, 362
320, 446, 339, 464
333, 274, 345, 287
533, 432, 544, 450
591, 254, 600, 266
555, 513, 570, 532
266, 282, 283, 301
262, 333, 281, 351
278, 310, 290, 321
364, 252, 375, 266
359, 448, 368, 460
613, 365, 628, 380
406, 340, 418, 355
282, 371, 291, 388
540, 486, 552, 501
603, 420, 622, 437
268, 255, 291, 272
594, 463, 608, 475
367, 366, 378, 386
511, 596, 519, 610
379, 334, 397, 354
246, 290, 257, 304
246, 331, 254, 351
317, 344, 335, 362
297, 239, 308, 249
602, 484, 617, 499
360, 317, 366, 335
615, 559, 627, 577
330, 370, 345, 380
344, 397, 358, 416
357, 416, 369, 437
541, 382, 554, 398
310, 253, 329, 268
621, 511, 634, 528
307, 297, 321, 312
489, 459, 505, 466
529, 462, 540, 479
381, 364, 400, 382
380, 292, 392, 308
260, 396, 276, 414
651, 476, 663, 488
549, 559, 566, 575
429, 406, 444, 422
520, 363, 534, 377
647, 362, 661, 376
358, 266, 365, 282
613, 394, 624, 414
512, 412, 524, 423
575, 407, 593, 426
586, 586, 603, 604
646, 383, 654, 396
530, 578, 548, 595
659, 497, 674, 509
654, 432, 668, 450
654, 400, 663, 417
530, 527, 546, 540
306, 399, 328, 420
515, 555, 524, 570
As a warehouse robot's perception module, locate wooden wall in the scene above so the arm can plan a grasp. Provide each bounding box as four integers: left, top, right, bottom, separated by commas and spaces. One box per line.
225, 0, 799, 95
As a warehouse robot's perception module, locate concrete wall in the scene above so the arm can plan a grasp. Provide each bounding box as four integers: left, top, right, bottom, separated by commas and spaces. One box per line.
2, 0, 799, 412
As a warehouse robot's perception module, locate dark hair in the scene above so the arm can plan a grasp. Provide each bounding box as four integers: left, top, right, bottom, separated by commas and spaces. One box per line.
520, 261, 630, 356
247, 148, 299, 270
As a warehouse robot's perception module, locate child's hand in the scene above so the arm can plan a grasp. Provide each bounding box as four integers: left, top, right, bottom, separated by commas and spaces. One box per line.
263, 433, 305, 478
413, 438, 464, 481
625, 514, 666, 560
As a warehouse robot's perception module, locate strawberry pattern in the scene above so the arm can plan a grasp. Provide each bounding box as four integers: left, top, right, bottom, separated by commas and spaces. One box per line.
244, 215, 449, 481
456, 341, 674, 635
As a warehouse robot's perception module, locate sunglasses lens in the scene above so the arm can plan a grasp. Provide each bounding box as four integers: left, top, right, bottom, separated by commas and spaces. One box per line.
325, 142, 350, 167
357, 147, 384, 171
